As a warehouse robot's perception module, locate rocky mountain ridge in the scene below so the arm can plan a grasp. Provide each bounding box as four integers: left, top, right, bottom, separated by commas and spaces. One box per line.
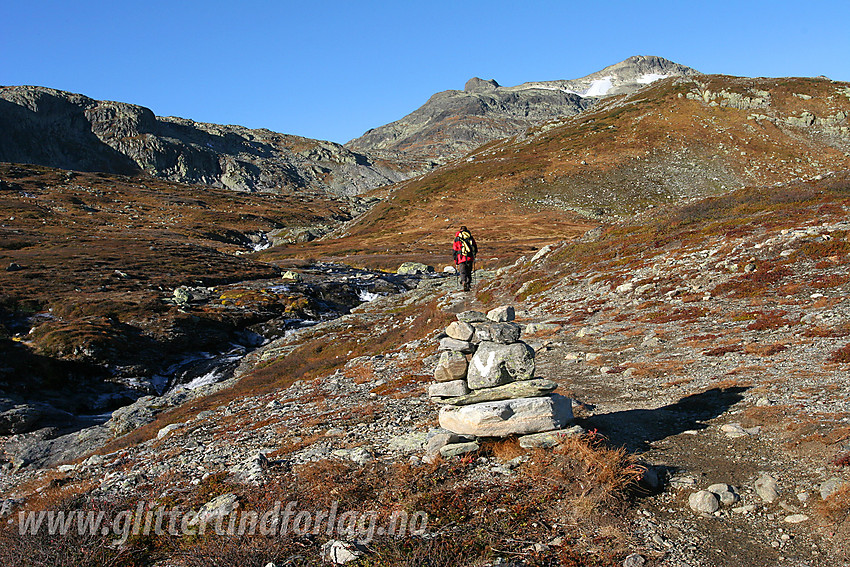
508, 55, 701, 98
0, 86, 419, 196
345, 55, 700, 162
1, 56, 699, 194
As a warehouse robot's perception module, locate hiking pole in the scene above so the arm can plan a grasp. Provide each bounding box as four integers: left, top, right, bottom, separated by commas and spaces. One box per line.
455, 257, 459, 290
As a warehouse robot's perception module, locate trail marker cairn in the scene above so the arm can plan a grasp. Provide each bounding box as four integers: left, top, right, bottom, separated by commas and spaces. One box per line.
427, 306, 577, 457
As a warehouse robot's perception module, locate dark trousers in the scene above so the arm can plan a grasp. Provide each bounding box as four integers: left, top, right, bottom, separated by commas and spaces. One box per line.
458, 260, 473, 291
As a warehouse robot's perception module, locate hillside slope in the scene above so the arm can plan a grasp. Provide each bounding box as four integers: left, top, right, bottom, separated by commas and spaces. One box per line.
0, 57, 700, 197
275, 74, 850, 269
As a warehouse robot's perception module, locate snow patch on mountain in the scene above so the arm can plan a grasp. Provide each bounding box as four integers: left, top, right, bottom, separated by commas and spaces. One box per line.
584, 77, 614, 97
637, 73, 670, 84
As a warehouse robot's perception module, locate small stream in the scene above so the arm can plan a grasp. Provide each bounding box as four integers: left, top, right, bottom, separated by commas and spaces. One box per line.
0, 263, 433, 469
0, 263, 422, 437
151, 263, 414, 394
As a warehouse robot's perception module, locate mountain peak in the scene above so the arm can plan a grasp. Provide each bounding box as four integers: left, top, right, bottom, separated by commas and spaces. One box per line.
347, 56, 700, 161
590, 54, 701, 81
464, 77, 500, 93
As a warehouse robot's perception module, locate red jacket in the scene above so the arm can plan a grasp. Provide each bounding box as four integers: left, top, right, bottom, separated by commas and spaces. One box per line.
453, 230, 477, 264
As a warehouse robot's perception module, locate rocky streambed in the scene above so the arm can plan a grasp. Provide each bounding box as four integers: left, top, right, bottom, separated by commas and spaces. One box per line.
0, 263, 425, 470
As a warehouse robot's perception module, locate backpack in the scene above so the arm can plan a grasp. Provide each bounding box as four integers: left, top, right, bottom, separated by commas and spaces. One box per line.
457, 231, 475, 257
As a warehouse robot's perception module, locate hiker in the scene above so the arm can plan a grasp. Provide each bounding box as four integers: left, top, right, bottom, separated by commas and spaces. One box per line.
453, 226, 478, 291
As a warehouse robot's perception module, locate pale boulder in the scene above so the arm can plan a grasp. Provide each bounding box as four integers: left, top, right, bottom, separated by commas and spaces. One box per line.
433, 350, 468, 382
466, 341, 535, 389
755, 474, 780, 503
487, 305, 515, 322
438, 394, 573, 437
438, 337, 475, 354
688, 490, 720, 513
445, 321, 475, 341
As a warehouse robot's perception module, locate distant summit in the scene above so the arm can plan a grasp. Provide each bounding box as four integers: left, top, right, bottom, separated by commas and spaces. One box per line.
516, 55, 701, 98
464, 77, 500, 93
346, 56, 700, 162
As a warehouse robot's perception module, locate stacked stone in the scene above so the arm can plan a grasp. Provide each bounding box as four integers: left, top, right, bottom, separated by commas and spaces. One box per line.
427, 306, 576, 456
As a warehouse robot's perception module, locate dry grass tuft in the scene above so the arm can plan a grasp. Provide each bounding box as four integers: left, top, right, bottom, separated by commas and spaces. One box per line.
816, 485, 850, 524
522, 434, 643, 512
480, 437, 527, 461
745, 310, 794, 331
704, 344, 743, 357
830, 343, 850, 363
743, 342, 788, 356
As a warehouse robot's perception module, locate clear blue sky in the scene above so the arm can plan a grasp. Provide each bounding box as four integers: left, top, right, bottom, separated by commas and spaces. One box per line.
3, 0, 849, 144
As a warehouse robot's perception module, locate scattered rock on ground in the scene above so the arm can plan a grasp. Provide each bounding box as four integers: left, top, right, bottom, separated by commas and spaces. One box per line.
689, 490, 720, 514
755, 474, 781, 503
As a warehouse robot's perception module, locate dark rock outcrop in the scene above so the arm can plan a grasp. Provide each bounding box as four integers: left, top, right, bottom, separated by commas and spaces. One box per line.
465, 77, 500, 93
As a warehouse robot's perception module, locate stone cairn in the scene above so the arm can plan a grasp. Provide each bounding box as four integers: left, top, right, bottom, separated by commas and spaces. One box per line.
425, 305, 579, 459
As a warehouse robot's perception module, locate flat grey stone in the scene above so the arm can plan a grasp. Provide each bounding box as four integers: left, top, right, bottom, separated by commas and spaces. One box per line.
428, 380, 470, 398
386, 431, 429, 453
457, 310, 487, 323
524, 322, 561, 334
441, 379, 557, 406
472, 322, 521, 344
518, 425, 585, 448
425, 432, 467, 456
439, 441, 480, 458
438, 337, 475, 354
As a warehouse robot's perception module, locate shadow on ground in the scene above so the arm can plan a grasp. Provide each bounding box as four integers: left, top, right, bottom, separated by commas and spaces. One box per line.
582, 386, 750, 453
